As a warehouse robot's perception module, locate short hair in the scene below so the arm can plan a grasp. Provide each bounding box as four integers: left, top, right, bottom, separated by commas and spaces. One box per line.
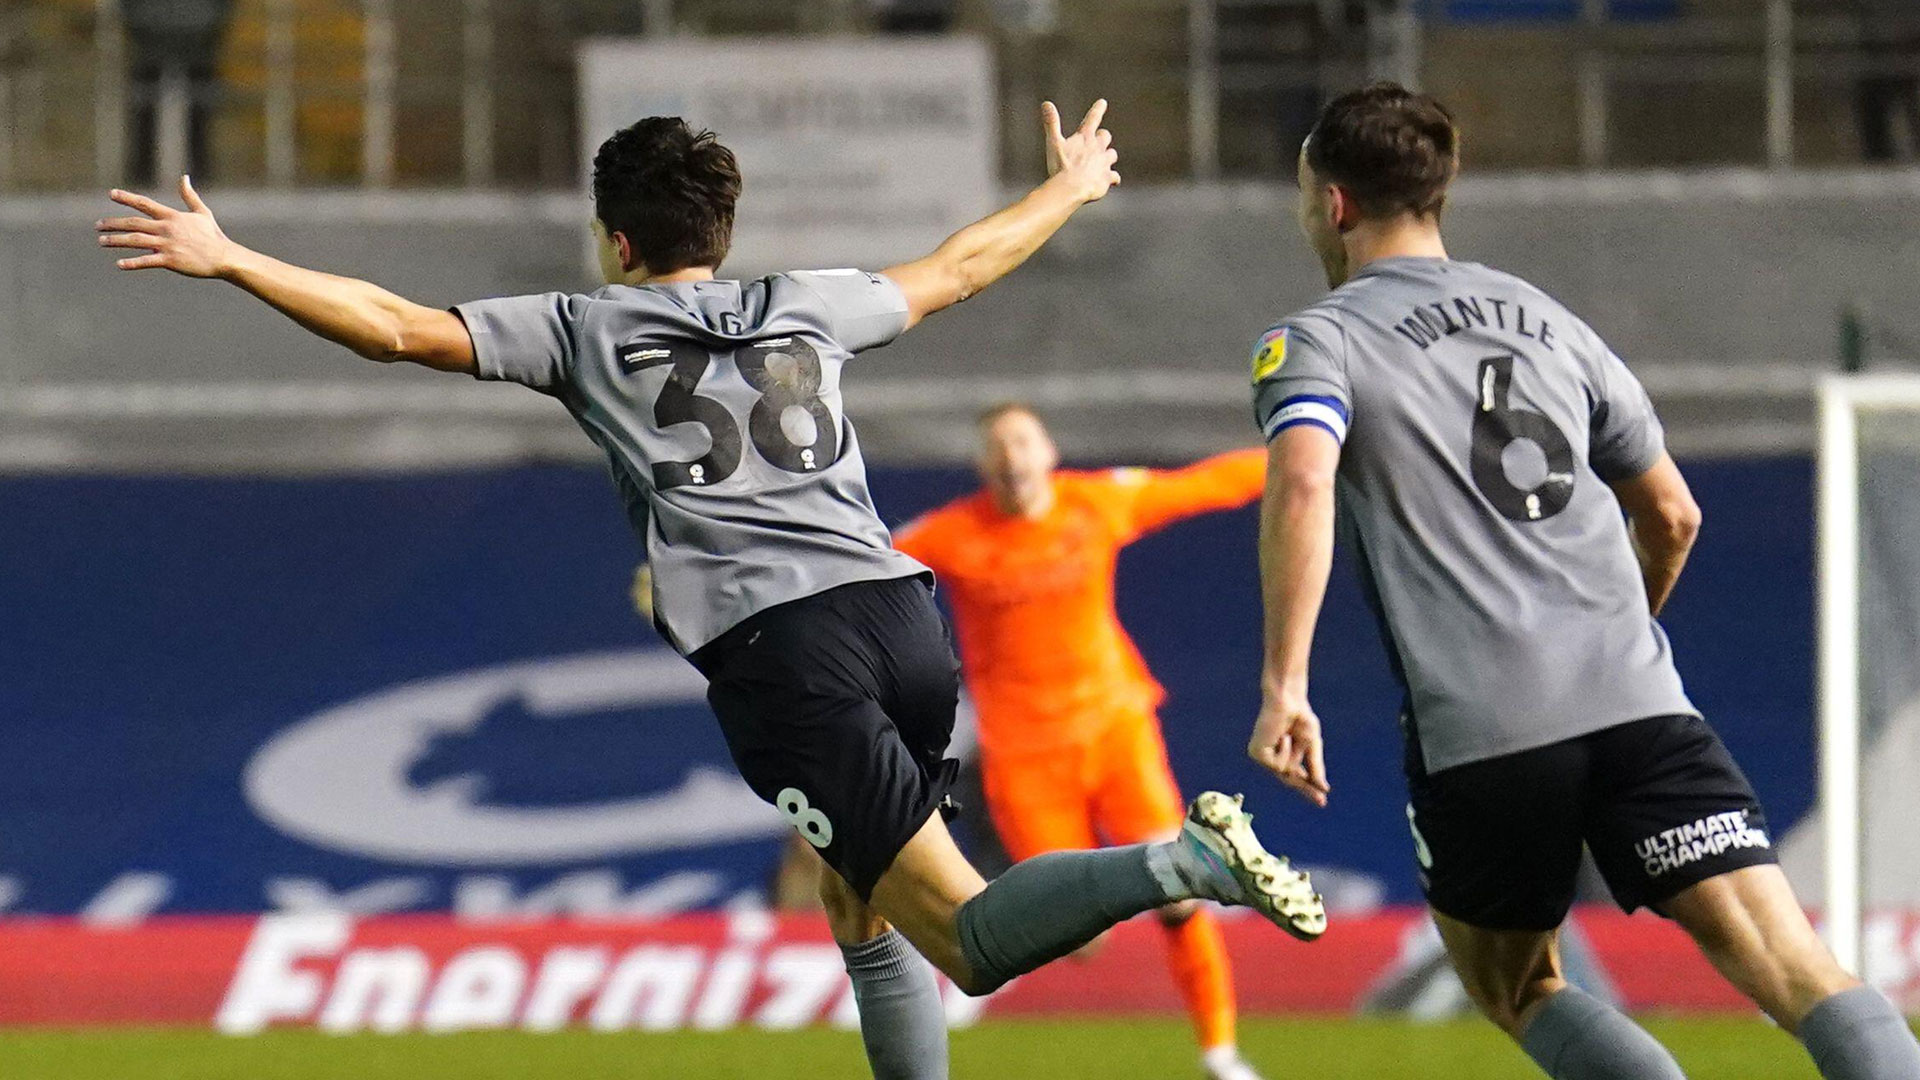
1304, 82, 1460, 220
591, 117, 742, 275
977, 401, 1044, 428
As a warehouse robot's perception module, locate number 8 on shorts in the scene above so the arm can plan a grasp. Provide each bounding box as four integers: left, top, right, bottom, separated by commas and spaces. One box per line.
777, 787, 835, 849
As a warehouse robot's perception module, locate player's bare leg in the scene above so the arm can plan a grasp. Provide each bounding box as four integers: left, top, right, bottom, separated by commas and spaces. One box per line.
1433, 910, 1686, 1079
819, 852, 893, 945
818, 854, 951, 1080
1661, 865, 1920, 1079
1658, 865, 1853, 1027
865, 813, 990, 986
869, 793, 1325, 997
1430, 913, 1565, 1036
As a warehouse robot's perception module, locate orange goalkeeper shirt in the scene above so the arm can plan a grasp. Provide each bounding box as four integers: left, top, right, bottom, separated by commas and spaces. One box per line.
892, 449, 1266, 755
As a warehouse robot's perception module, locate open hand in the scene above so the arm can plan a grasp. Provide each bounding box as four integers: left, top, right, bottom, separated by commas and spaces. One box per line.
1249, 691, 1331, 807
97, 176, 238, 278
1042, 99, 1120, 204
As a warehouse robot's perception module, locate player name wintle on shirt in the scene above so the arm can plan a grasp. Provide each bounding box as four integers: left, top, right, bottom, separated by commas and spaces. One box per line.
1392, 295, 1558, 352
1634, 811, 1773, 878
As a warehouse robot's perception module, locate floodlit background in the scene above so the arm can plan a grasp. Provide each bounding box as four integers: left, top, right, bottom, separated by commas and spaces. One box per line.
0, 2, 1916, 1077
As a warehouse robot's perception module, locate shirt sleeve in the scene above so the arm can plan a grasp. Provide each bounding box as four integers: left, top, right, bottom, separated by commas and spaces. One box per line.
452, 292, 586, 392
1587, 345, 1668, 482
1250, 314, 1352, 446
1103, 448, 1268, 542
787, 269, 911, 354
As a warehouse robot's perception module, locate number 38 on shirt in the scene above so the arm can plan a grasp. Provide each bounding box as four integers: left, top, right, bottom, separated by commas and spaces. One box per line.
618, 335, 840, 490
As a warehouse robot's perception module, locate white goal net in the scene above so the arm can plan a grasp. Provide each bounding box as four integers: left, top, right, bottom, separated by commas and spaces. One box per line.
1787, 373, 1920, 1003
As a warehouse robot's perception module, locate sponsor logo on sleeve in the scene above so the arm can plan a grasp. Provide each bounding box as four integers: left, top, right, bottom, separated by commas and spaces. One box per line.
1251, 327, 1289, 382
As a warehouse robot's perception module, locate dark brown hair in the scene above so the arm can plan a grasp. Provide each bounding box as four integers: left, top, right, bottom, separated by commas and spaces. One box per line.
1305, 82, 1459, 220
591, 117, 742, 275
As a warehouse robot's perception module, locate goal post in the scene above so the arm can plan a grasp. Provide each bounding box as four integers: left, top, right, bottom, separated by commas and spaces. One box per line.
1818, 375, 1863, 974
1816, 372, 1920, 977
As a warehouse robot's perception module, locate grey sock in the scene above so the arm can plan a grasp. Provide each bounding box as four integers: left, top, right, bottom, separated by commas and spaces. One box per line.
1520, 986, 1686, 1079
1150, 829, 1239, 903
955, 844, 1174, 994
1799, 985, 1920, 1080
840, 930, 948, 1080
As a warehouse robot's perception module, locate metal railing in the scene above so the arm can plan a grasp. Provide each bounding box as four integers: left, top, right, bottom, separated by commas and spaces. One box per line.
1182, 0, 1920, 175
0, 0, 800, 191
1551, 1, 1920, 169
0, 0, 1915, 191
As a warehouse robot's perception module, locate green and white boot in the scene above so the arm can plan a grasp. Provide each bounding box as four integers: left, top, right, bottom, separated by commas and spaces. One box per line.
1176, 791, 1328, 942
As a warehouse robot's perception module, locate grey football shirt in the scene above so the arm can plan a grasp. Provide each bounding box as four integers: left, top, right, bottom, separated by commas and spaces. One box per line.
1252, 256, 1697, 772
456, 270, 928, 654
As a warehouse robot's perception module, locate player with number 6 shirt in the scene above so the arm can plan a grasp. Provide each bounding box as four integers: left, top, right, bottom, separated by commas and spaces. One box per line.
1249, 82, 1920, 1080
96, 99, 1326, 1080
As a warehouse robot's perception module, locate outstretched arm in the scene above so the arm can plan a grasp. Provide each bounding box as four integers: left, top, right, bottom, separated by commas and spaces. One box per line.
882, 100, 1121, 331
1114, 447, 1267, 541
1249, 427, 1339, 807
97, 177, 476, 374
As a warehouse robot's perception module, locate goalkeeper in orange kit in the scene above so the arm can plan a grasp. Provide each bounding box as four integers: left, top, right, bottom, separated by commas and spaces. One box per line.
893, 403, 1270, 1080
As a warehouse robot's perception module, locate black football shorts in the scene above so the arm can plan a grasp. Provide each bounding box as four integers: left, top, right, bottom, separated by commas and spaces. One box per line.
1406, 713, 1778, 932
691, 573, 960, 901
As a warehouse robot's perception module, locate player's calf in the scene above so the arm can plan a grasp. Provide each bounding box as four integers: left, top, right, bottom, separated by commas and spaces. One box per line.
1430, 912, 1566, 1037
838, 929, 951, 1080
913, 792, 1324, 997
1663, 866, 1920, 1080
1796, 987, 1920, 1080
1434, 912, 1688, 1079
817, 851, 952, 1080
1661, 865, 1857, 1031
1520, 986, 1687, 1080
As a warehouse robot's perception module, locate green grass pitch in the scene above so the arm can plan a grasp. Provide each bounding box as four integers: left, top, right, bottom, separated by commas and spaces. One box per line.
0, 1017, 1848, 1080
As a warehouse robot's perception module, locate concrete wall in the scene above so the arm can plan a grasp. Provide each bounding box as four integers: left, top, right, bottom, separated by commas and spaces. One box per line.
5, 170, 1917, 469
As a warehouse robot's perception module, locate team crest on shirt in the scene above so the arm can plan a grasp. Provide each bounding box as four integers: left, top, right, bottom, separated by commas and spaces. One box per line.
1252, 327, 1289, 382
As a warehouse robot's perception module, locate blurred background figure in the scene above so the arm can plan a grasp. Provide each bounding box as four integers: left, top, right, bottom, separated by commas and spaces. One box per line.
123, 0, 234, 183
894, 405, 1270, 1080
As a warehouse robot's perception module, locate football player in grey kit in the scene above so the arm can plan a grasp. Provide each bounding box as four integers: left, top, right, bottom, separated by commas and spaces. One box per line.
1250, 82, 1920, 1080
98, 100, 1325, 1079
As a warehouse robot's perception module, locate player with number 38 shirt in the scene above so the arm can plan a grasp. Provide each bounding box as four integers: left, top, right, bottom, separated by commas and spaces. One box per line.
98, 99, 1326, 1080
458, 272, 927, 655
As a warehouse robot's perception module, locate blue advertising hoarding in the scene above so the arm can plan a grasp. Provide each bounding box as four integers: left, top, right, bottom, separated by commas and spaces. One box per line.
0, 459, 1813, 919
